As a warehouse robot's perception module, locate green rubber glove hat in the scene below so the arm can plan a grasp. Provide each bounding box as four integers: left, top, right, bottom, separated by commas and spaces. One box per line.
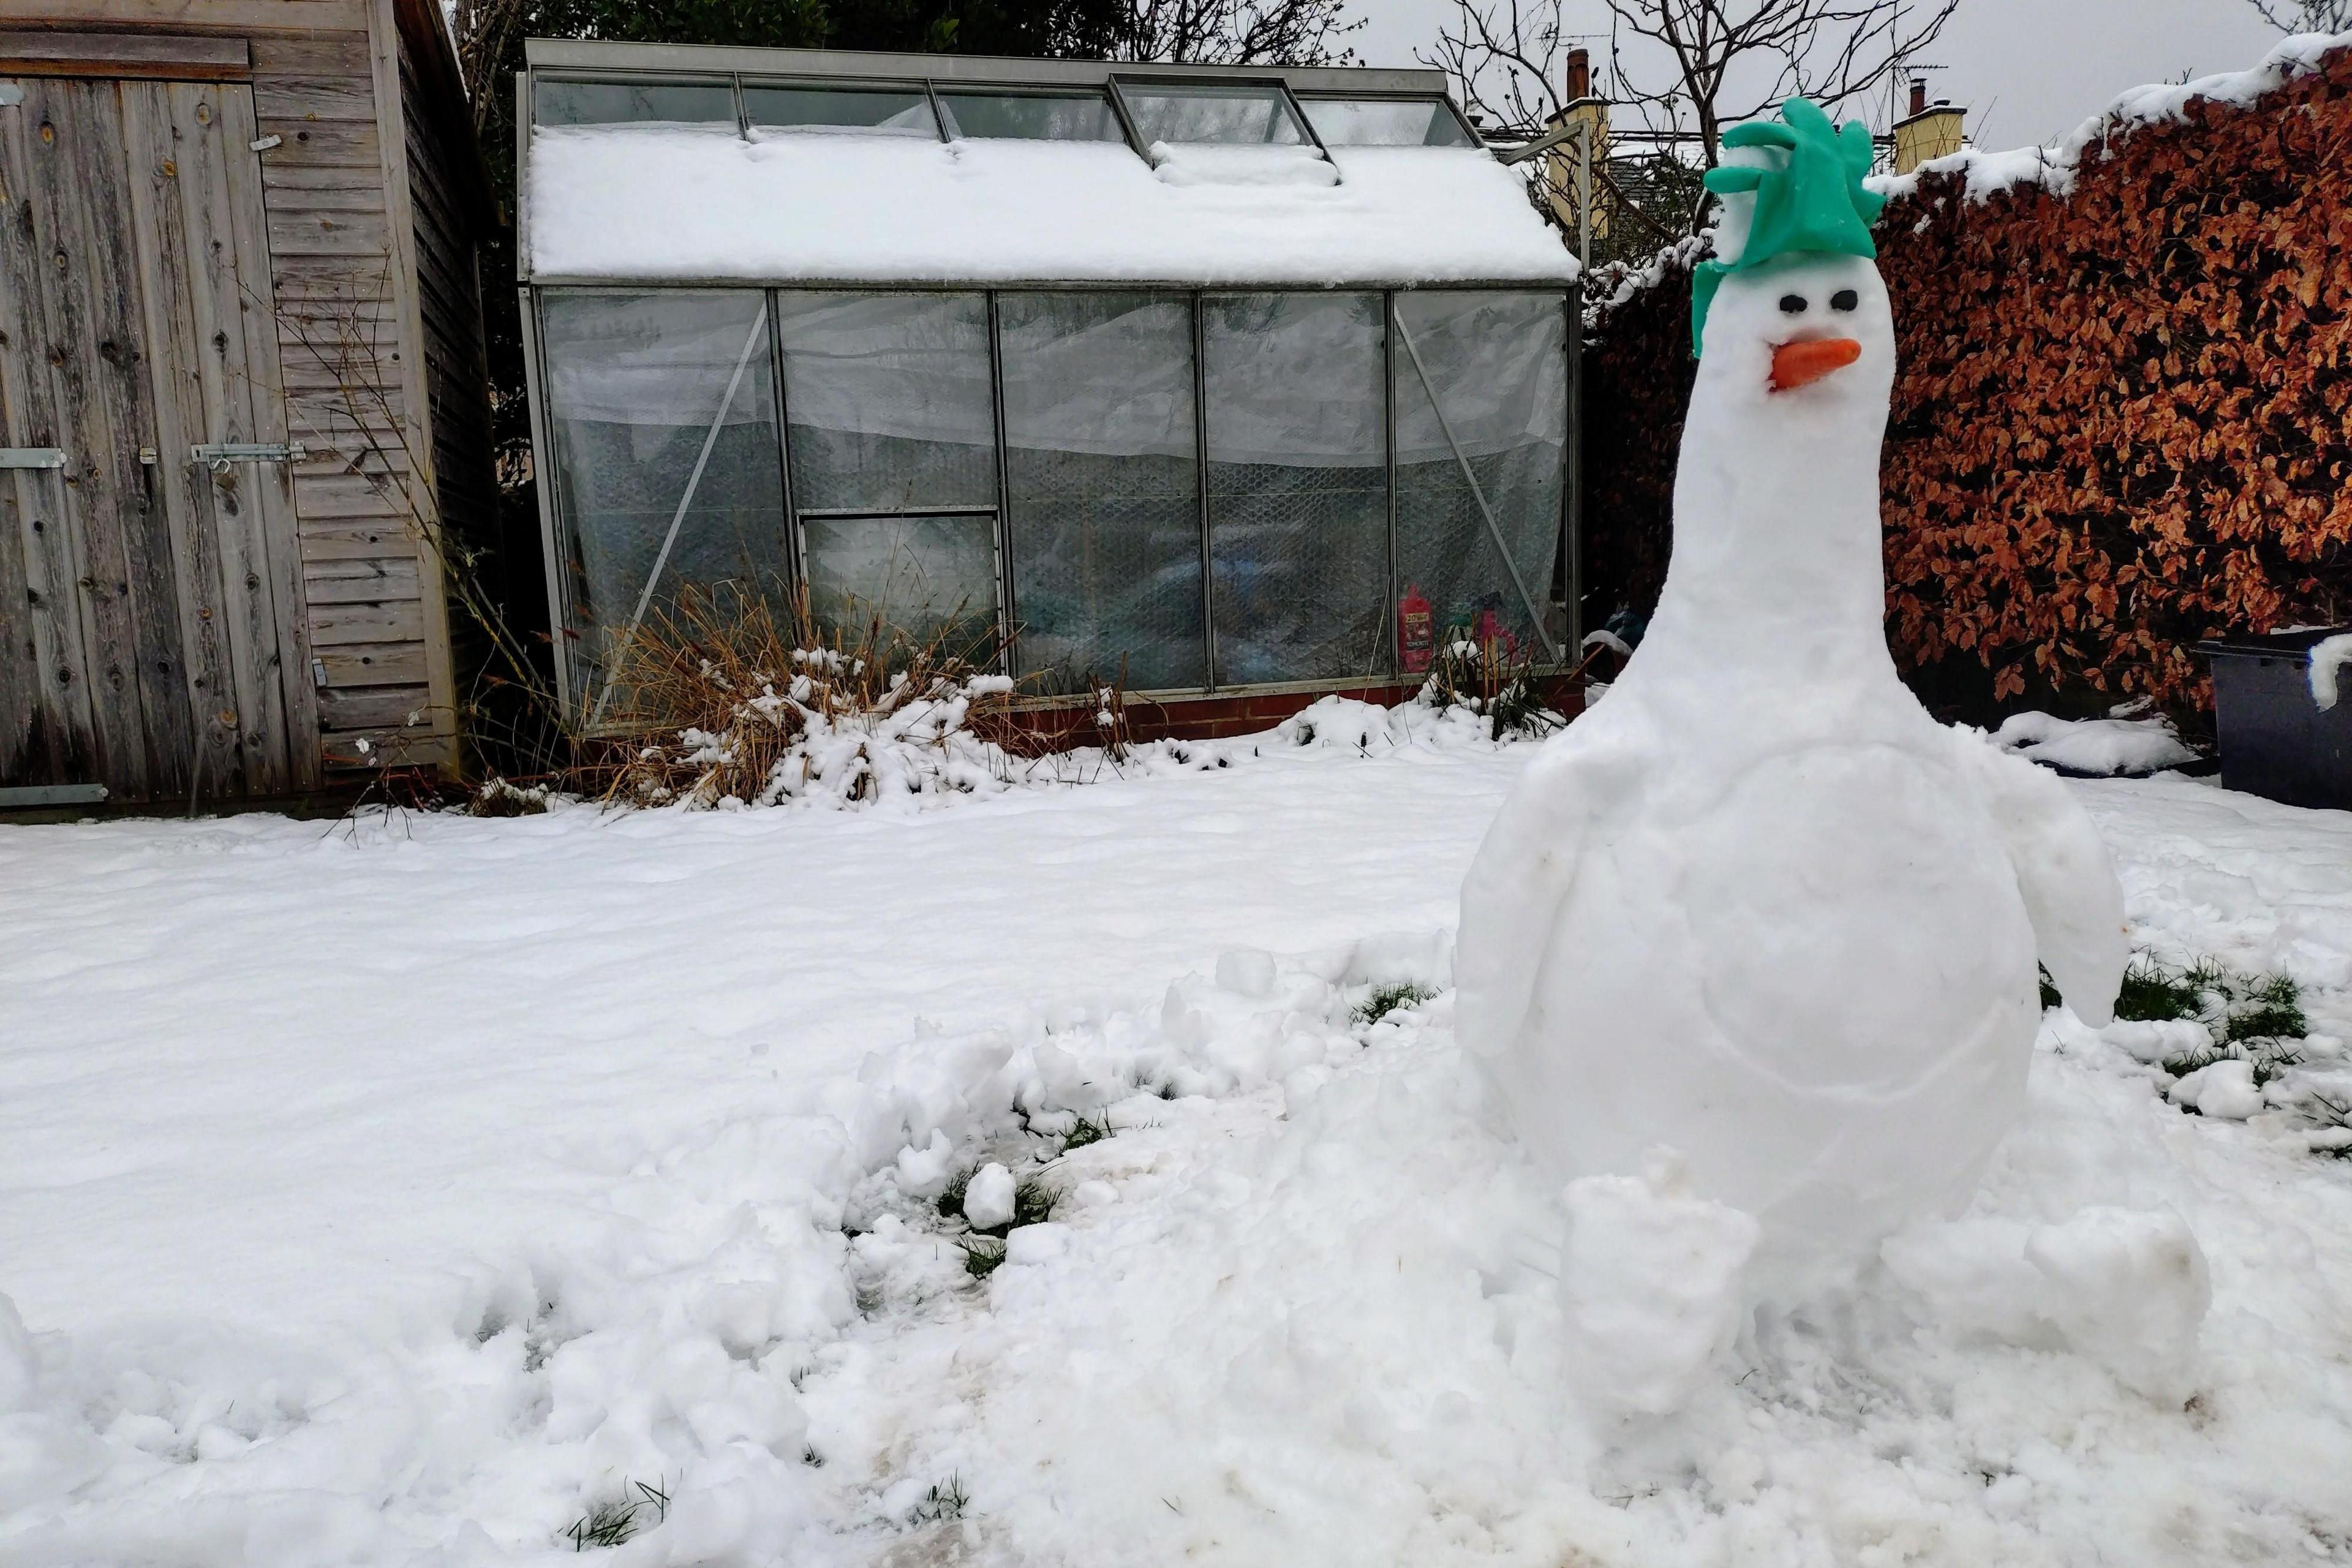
1691, 97, 1886, 356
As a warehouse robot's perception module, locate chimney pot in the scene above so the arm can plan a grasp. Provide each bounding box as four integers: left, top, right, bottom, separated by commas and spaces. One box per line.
1909, 78, 1927, 116
1566, 47, 1591, 104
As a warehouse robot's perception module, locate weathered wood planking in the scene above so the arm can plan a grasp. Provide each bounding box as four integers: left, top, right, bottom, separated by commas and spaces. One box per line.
122, 80, 303, 793
11, 3, 371, 33
23, 79, 189, 798
0, 30, 250, 81
0, 81, 100, 785
2, 2, 487, 794
309, 597, 422, 644
315, 638, 423, 684
360, 0, 458, 767
394, 2, 494, 738
315, 679, 428, 728
216, 74, 323, 793
304, 554, 419, 602
119, 81, 242, 791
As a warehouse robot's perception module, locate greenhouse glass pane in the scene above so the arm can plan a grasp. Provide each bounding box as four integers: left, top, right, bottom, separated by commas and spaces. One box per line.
1392, 291, 1567, 662
938, 89, 1124, 141
1119, 82, 1308, 145
775, 292, 999, 514
535, 78, 736, 128
1299, 96, 1477, 147
803, 514, 1000, 660
744, 84, 940, 137
1202, 293, 1389, 685
999, 292, 1205, 694
540, 290, 790, 709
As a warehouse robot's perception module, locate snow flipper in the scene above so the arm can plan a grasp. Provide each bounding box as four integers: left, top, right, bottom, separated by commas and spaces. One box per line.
1953, 732, 2129, 1027
1455, 728, 1643, 1060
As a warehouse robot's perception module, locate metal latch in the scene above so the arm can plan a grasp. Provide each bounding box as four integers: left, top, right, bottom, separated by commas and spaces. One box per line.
0, 448, 66, 469
192, 442, 306, 469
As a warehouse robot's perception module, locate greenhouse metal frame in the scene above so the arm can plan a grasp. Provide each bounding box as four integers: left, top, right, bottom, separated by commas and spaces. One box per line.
514, 42, 1580, 722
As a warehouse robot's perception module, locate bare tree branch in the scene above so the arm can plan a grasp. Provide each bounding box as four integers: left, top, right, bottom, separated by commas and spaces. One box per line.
2244, 0, 2352, 31
1115, 0, 1362, 64
1427, 0, 1961, 190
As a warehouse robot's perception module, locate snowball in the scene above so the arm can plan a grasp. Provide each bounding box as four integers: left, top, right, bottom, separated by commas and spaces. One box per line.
2100, 1018, 2214, 1066
1072, 1181, 1117, 1209
2168, 1058, 2265, 1120
1559, 1150, 1759, 1419
1214, 948, 1277, 999
894, 1129, 957, 1199
2025, 1207, 2210, 1403
963, 1163, 1016, 1230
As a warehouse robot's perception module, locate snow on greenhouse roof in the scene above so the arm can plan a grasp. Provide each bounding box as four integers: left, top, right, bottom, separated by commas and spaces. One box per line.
522, 126, 1577, 287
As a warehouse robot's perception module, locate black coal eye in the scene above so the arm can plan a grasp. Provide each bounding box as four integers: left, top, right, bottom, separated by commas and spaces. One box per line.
1778, 294, 1808, 314
1831, 289, 1860, 312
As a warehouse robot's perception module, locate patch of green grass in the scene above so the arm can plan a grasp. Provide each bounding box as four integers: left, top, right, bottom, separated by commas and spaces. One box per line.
2115, 957, 2223, 1023
2221, 972, 2307, 1044
910, 1475, 970, 1525
2309, 1092, 2352, 1158
1061, 1112, 1115, 1152
959, 1237, 1006, 1279
1354, 982, 1437, 1028
2038, 965, 2062, 1010
968, 1180, 1058, 1240
936, 1166, 974, 1222
566, 1479, 668, 1551
2247, 1042, 2306, 1090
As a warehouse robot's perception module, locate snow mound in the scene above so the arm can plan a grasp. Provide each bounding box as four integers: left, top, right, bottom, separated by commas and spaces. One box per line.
630, 685, 1537, 814
1992, 709, 2198, 776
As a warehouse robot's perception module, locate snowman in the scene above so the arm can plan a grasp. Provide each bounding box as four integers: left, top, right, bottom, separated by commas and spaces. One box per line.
1457, 100, 2128, 1319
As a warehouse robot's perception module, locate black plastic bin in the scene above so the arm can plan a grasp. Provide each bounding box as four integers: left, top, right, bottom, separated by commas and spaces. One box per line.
2196, 627, 2352, 810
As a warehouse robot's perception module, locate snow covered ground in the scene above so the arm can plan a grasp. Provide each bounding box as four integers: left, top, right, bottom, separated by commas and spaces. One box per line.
2, 715, 2349, 1565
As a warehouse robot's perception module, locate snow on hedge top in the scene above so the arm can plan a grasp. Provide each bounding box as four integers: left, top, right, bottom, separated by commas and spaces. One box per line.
1869, 32, 2352, 205
526, 127, 1577, 285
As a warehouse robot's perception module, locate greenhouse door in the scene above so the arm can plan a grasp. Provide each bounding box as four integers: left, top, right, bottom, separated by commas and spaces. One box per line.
0, 75, 301, 802
776, 292, 1005, 667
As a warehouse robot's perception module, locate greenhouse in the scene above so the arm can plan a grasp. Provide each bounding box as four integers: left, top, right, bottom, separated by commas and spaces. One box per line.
515, 40, 1580, 720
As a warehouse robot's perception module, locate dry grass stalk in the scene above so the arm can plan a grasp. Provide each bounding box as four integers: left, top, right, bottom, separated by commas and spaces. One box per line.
589, 582, 1025, 808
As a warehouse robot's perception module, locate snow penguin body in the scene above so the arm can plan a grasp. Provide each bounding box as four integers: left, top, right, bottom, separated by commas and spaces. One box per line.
1457, 104, 2127, 1303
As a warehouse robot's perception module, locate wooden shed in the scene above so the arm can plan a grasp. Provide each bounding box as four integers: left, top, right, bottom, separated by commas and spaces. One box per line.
0, 0, 494, 807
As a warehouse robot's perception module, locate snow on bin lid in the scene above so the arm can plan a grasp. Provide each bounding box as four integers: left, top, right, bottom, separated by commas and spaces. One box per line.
524, 124, 1577, 287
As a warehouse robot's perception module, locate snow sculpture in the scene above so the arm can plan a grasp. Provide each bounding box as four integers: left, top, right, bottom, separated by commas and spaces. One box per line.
1458, 99, 2128, 1311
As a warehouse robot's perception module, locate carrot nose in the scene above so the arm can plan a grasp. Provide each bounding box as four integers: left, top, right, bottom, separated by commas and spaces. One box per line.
1770, 337, 1862, 391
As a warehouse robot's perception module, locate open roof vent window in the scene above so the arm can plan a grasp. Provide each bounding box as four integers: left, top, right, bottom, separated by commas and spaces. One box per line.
744, 83, 941, 137
536, 77, 737, 129
1300, 97, 1477, 148
937, 88, 1126, 141
1117, 82, 1311, 146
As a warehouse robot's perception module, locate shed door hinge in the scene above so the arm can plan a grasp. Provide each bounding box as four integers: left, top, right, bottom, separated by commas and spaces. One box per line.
0, 447, 66, 469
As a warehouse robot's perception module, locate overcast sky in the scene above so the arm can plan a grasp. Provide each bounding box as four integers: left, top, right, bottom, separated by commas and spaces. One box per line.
1352, 0, 2291, 150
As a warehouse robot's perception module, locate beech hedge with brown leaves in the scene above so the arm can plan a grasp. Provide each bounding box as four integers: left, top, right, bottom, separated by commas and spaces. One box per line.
1581, 47, 2352, 720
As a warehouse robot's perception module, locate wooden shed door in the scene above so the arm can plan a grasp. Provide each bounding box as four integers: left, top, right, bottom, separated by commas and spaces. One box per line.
0, 75, 303, 802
